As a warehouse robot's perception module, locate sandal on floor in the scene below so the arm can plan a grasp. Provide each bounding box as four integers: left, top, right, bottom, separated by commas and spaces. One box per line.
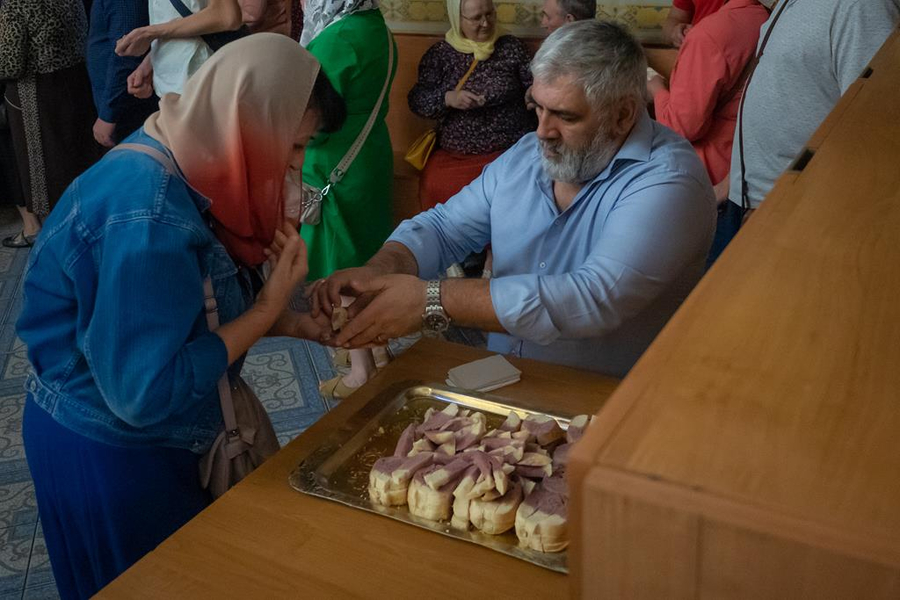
319, 375, 361, 400
2, 231, 36, 248
330, 347, 351, 367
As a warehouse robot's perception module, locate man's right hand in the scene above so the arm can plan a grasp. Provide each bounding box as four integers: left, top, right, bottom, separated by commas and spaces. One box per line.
309, 266, 384, 319
127, 59, 154, 99
445, 90, 486, 110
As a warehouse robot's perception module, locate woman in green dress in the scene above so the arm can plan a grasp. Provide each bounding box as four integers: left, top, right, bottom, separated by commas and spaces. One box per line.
301, 0, 397, 398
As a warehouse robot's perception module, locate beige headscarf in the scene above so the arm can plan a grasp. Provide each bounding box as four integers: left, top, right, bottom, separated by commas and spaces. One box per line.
144, 33, 320, 267
445, 0, 503, 61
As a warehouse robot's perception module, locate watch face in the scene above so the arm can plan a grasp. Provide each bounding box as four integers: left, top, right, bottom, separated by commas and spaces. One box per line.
424, 312, 450, 333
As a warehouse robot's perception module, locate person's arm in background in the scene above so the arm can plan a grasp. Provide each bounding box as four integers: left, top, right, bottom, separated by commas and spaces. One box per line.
92, 0, 154, 146
408, 44, 454, 119
651, 28, 726, 143
662, 3, 693, 47
831, 0, 900, 94
239, 0, 267, 28
115, 0, 242, 56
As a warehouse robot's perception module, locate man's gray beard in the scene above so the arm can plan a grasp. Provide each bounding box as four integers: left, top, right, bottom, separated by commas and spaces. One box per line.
540, 130, 619, 184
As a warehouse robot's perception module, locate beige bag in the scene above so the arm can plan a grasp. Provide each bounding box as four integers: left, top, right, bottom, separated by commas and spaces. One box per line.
198, 277, 281, 499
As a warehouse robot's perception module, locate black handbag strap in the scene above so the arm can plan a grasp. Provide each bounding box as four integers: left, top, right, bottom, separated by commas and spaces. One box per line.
737, 0, 791, 215
166, 0, 250, 53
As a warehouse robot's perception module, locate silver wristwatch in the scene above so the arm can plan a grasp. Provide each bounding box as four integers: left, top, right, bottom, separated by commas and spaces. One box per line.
422, 280, 450, 336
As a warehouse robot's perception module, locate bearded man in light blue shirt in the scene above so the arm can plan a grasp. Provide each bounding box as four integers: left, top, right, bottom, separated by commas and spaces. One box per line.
313, 19, 716, 377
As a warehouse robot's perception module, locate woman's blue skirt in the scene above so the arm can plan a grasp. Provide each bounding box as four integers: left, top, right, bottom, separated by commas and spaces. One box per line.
22, 397, 211, 599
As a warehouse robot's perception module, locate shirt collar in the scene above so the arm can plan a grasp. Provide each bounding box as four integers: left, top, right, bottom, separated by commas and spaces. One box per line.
575, 107, 654, 191
605, 107, 654, 170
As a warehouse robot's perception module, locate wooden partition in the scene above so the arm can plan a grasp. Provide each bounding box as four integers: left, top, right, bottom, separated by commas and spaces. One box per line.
568, 28, 900, 599
386, 33, 677, 223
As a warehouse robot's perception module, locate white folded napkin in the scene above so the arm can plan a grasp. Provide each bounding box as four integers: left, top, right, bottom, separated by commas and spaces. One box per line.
447, 354, 522, 392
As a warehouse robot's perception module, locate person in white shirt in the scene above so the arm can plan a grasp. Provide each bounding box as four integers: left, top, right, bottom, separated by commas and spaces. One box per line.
115, 0, 244, 97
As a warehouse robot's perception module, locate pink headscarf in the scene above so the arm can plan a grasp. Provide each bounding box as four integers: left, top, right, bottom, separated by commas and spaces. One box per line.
144, 33, 320, 266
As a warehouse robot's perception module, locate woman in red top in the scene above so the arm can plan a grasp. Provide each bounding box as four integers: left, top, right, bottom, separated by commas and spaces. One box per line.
650, 0, 769, 191
662, 0, 724, 46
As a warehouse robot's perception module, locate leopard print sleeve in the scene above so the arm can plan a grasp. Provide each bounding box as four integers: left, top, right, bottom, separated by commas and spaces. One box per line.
0, 5, 29, 80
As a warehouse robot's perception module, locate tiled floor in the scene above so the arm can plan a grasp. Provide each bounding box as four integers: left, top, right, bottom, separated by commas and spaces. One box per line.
0, 204, 485, 599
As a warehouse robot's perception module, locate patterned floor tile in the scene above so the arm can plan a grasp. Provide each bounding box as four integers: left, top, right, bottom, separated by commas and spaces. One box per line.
0, 250, 28, 284
2, 282, 23, 328
0, 461, 31, 489
242, 349, 305, 408
0, 522, 34, 597
244, 340, 331, 445
0, 482, 36, 532
0, 391, 24, 461
0, 281, 17, 306
0, 328, 18, 356
1, 349, 28, 383
23, 522, 56, 600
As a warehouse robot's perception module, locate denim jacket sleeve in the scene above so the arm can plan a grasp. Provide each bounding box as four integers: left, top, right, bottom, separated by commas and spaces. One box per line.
82, 217, 228, 429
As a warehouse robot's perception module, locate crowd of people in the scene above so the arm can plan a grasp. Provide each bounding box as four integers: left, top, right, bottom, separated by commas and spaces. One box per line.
1, 0, 899, 597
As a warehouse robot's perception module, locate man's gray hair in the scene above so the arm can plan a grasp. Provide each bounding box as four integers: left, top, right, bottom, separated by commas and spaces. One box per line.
558, 0, 596, 21
532, 20, 647, 109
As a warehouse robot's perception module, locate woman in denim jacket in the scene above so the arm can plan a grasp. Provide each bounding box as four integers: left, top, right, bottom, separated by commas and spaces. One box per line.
16, 35, 345, 599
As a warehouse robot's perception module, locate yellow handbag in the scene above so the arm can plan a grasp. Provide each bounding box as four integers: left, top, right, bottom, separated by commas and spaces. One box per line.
404, 129, 437, 170
404, 58, 480, 171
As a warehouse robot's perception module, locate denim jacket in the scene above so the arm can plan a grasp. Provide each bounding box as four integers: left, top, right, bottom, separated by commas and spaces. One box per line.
17, 130, 250, 453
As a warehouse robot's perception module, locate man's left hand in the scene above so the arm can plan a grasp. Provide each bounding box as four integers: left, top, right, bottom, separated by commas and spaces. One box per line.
333, 275, 427, 348
93, 118, 117, 148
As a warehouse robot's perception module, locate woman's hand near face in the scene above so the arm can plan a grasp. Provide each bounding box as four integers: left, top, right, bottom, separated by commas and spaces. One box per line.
257, 223, 309, 318
445, 90, 486, 110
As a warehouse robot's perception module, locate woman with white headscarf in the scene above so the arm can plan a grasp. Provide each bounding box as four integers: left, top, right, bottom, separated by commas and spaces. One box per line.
17, 34, 344, 598
408, 0, 535, 211
299, 0, 397, 400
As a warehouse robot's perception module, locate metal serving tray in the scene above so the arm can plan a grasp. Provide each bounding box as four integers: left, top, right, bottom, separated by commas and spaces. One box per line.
289, 382, 572, 573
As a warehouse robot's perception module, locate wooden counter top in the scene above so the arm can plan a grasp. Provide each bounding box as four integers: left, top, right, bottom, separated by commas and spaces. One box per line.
99, 338, 618, 598
569, 28, 900, 599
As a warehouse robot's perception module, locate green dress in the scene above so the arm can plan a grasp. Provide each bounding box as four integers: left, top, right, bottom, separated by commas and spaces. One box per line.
302, 10, 397, 279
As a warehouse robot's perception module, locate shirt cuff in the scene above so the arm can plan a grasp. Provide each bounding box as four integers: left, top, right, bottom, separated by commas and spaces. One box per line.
388, 223, 443, 279
490, 275, 561, 346
185, 331, 229, 401
96, 103, 119, 124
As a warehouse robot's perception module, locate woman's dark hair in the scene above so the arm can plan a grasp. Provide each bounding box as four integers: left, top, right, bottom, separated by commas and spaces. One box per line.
310, 70, 347, 133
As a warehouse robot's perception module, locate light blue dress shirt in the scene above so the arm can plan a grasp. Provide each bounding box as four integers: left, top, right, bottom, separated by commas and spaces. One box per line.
390, 110, 716, 377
